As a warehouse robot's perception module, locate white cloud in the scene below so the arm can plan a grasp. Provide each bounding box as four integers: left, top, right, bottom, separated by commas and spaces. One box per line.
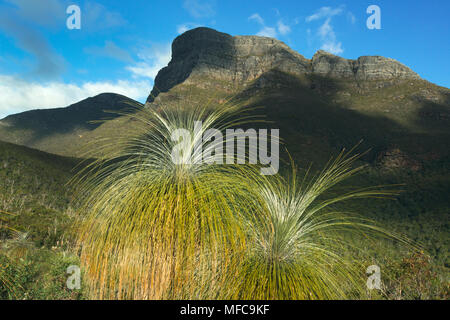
347, 12, 356, 24
177, 24, 189, 34
126, 63, 163, 79
321, 42, 343, 55
257, 26, 277, 38
183, 0, 215, 18
0, 42, 172, 118
318, 18, 332, 38
126, 44, 171, 79
306, 6, 343, 22
317, 18, 343, 55
84, 42, 171, 79
277, 21, 291, 35
306, 6, 345, 55
248, 13, 292, 38
177, 22, 202, 34
248, 13, 264, 25
0, 75, 151, 119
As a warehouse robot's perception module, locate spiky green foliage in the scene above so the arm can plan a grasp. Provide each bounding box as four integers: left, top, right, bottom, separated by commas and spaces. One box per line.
73, 99, 416, 300
0, 210, 17, 296
0, 210, 15, 232
73, 100, 258, 299
0, 126, 445, 299
230, 151, 412, 299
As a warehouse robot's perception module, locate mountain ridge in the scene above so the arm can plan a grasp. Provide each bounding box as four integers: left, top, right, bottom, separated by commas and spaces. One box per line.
1, 92, 135, 123
148, 27, 421, 102
0, 27, 448, 163
0, 93, 139, 155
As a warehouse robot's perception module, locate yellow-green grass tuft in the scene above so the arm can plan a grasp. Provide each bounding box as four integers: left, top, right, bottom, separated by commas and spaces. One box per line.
72, 99, 258, 299
72, 98, 414, 299
229, 150, 414, 299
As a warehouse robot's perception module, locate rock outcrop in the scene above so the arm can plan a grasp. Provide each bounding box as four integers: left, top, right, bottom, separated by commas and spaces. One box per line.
377, 148, 422, 171
148, 27, 420, 101
311, 50, 420, 80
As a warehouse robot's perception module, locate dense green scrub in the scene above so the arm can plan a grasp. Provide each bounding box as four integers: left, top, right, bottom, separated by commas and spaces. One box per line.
0, 138, 448, 299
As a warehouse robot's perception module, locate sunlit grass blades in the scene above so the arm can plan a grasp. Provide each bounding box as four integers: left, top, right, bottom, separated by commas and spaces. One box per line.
73, 100, 257, 299
73, 97, 413, 300
231, 150, 410, 299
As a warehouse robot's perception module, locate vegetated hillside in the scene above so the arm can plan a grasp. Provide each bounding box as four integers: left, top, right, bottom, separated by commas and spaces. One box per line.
146, 68, 450, 286
1, 28, 448, 165
0, 140, 83, 299
0, 27, 448, 298
0, 93, 139, 156
150, 70, 450, 169
1, 137, 447, 299
0, 27, 448, 255
145, 28, 449, 167
0, 140, 76, 244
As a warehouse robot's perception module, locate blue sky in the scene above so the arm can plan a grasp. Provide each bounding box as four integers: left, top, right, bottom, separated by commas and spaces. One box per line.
0, 0, 448, 118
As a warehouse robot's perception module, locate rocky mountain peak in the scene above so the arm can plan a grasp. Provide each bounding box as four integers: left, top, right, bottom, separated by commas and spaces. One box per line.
148, 27, 420, 101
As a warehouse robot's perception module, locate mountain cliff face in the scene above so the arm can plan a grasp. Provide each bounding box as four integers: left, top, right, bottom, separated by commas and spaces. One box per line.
311, 50, 419, 80
144, 27, 448, 170
149, 27, 420, 101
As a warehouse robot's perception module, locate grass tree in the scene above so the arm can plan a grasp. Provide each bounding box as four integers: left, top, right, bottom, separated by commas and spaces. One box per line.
73, 100, 257, 299
231, 151, 410, 299
74, 99, 412, 299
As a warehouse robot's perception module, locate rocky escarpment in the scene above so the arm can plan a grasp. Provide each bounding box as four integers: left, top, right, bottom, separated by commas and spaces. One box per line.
148, 27, 420, 101
311, 50, 420, 80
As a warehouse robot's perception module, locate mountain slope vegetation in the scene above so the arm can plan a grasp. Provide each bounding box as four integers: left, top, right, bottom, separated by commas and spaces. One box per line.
0, 28, 448, 299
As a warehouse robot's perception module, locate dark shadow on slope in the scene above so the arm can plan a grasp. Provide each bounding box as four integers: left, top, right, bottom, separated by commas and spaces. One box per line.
147, 28, 236, 102
415, 100, 450, 133
0, 93, 141, 147
231, 70, 450, 168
